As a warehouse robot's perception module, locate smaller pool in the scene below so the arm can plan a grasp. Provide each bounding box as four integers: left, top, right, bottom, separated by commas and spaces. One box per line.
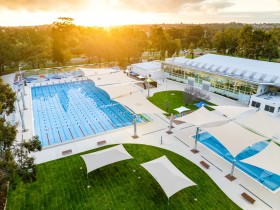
194, 132, 280, 191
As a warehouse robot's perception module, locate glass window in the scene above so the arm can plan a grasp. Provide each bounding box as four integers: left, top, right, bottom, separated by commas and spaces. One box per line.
251, 101, 260, 108
264, 105, 275, 113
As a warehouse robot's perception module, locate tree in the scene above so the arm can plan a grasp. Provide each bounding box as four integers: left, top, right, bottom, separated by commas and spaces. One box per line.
188, 43, 195, 59
51, 17, 75, 66
14, 136, 42, 183
17, 28, 51, 68
0, 29, 18, 72
262, 38, 279, 61
237, 25, 255, 58
213, 32, 226, 54
150, 26, 166, 59
183, 85, 210, 105
0, 78, 42, 208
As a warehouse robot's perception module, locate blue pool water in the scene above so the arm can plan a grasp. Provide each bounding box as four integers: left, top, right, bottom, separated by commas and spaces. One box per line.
32, 80, 142, 147
194, 132, 280, 191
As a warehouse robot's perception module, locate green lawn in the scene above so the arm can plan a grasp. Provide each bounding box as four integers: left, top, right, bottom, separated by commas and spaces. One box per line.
148, 90, 215, 115
7, 144, 240, 210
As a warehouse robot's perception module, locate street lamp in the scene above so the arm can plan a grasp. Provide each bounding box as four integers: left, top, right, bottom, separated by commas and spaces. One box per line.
146, 77, 152, 98
132, 114, 138, 139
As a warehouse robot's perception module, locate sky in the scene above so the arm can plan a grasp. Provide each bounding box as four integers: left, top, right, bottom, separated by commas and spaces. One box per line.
0, 0, 279, 26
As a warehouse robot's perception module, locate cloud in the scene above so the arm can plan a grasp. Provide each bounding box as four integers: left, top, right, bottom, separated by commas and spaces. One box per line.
0, 0, 90, 12
117, 0, 235, 13
181, 0, 235, 14
219, 11, 280, 22
118, 0, 206, 12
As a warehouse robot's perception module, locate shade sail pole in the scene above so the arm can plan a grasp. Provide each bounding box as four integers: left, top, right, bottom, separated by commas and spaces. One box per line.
191, 127, 200, 154
195, 127, 199, 149
167, 198, 170, 210
225, 159, 237, 181
230, 159, 236, 176
166, 113, 174, 134
132, 114, 139, 139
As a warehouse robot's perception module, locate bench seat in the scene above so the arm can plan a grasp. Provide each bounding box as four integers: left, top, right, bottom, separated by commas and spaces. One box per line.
200, 161, 210, 169
241, 192, 255, 204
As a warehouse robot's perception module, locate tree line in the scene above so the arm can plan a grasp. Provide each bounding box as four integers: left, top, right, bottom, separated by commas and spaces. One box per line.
0, 18, 279, 73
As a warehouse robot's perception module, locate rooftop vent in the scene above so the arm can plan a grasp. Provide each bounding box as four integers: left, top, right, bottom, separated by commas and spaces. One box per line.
222, 67, 230, 73
240, 70, 247, 77
249, 72, 256, 79
215, 65, 222, 71
259, 74, 267, 82
201, 63, 208, 69
270, 76, 278, 83
230, 69, 238, 75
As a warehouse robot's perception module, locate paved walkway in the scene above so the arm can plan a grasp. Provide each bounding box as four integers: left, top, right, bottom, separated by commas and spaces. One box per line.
2, 71, 279, 210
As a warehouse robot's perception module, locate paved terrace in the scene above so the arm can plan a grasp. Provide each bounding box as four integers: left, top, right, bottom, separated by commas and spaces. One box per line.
2, 70, 278, 210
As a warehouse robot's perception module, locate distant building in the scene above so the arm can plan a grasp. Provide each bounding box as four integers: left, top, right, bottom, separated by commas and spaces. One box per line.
161, 54, 280, 115
131, 61, 164, 80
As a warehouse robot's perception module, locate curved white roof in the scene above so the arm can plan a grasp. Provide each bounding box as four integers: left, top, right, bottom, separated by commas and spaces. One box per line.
164, 54, 280, 86
131, 61, 161, 70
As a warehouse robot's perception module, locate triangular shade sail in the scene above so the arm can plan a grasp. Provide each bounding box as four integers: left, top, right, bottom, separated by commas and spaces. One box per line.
141, 156, 196, 199
237, 111, 280, 139
114, 92, 166, 114
80, 144, 133, 174
241, 142, 280, 176
211, 106, 253, 119
204, 122, 268, 157
173, 106, 190, 113
178, 107, 228, 127
99, 83, 140, 99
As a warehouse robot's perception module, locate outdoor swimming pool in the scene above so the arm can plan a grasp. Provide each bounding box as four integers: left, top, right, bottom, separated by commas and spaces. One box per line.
32, 80, 142, 147
194, 132, 280, 191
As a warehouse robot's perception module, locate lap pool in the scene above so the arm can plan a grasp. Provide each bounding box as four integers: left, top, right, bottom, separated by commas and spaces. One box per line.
194, 132, 280, 191
32, 80, 143, 147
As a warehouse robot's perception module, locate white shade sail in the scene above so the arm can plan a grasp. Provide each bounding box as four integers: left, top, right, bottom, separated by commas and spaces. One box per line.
211, 106, 253, 119
173, 106, 190, 113
114, 92, 166, 114
98, 83, 140, 99
241, 142, 280, 176
204, 122, 268, 157
178, 107, 228, 127
80, 144, 133, 174
141, 156, 196, 199
237, 111, 280, 139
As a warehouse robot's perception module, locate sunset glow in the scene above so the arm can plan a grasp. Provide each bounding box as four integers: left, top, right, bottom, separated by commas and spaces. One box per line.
0, 0, 279, 26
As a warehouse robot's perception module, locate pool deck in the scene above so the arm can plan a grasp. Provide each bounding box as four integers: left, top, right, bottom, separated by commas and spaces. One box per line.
2, 70, 280, 210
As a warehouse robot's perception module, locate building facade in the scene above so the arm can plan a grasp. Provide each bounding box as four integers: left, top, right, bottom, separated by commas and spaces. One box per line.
161, 54, 280, 115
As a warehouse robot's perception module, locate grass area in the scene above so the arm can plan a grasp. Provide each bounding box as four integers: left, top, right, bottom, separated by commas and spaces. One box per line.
7, 144, 240, 210
148, 90, 216, 115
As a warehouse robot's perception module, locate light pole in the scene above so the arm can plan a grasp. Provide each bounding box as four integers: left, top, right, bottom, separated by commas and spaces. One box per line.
132, 114, 139, 139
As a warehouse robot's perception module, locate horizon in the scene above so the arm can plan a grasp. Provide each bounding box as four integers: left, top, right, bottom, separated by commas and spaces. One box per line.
0, 0, 280, 27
